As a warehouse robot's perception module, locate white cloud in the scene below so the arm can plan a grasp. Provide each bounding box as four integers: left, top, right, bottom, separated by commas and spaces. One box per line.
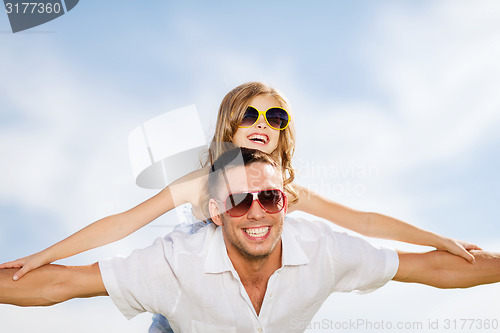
308, 2, 500, 330
0, 38, 180, 233
291, 0, 500, 226
365, 0, 500, 165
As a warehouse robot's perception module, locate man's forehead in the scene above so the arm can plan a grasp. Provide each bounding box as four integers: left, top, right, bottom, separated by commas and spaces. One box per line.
219, 162, 282, 196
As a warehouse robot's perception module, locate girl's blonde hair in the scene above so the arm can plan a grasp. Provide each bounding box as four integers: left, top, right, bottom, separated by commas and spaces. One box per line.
200, 82, 298, 217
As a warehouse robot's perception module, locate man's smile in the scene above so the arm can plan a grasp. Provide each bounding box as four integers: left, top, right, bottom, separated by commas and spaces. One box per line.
243, 226, 271, 240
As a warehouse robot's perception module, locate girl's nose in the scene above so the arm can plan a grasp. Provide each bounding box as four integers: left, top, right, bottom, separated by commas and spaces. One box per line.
254, 114, 268, 129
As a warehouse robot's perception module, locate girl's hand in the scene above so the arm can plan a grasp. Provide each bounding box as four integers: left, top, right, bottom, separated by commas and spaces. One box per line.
0, 252, 50, 281
437, 237, 482, 263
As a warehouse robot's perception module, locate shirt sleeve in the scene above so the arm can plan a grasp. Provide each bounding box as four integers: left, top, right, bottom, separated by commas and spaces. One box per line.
98, 237, 181, 319
326, 228, 399, 293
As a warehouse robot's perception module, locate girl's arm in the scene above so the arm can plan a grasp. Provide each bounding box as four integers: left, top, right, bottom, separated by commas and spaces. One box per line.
288, 184, 481, 263
0, 168, 209, 280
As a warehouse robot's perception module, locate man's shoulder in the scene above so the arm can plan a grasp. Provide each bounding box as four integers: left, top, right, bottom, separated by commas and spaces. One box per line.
284, 216, 394, 253
163, 223, 218, 257
284, 216, 338, 240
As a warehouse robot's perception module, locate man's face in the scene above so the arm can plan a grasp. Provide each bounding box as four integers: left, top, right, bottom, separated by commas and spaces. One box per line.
210, 162, 285, 261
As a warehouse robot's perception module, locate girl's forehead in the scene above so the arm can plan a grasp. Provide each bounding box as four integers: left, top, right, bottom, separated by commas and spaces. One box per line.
249, 95, 282, 109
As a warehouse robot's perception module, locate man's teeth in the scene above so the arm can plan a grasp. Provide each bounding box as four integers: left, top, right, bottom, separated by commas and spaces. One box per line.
248, 134, 267, 144
244, 227, 270, 237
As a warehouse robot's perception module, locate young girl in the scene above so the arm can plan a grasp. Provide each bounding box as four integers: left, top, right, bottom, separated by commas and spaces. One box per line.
1, 82, 478, 330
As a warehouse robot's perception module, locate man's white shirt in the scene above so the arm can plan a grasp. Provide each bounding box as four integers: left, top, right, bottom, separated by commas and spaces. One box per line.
99, 218, 398, 333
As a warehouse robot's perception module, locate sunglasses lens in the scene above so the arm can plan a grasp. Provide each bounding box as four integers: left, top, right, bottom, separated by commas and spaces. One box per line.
258, 189, 284, 213
265, 108, 289, 130
239, 107, 259, 127
225, 192, 253, 217
224, 190, 285, 217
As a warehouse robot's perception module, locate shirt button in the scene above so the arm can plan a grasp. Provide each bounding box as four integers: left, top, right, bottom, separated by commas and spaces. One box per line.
257, 328, 263, 332
269, 293, 273, 298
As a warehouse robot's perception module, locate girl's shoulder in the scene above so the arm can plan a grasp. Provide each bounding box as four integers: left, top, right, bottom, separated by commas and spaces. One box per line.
171, 166, 210, 183
285, 183, 303, 213
167, 166, 210, 205
170, 166, 209, 188
285, 183, 319, 213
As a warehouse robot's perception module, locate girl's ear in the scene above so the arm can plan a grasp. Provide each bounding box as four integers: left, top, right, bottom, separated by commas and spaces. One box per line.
209, 198, 223, 226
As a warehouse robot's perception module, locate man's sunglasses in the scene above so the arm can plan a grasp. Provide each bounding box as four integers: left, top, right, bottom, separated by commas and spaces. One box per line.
221, 189, 287, 217
239, 106, 290, 131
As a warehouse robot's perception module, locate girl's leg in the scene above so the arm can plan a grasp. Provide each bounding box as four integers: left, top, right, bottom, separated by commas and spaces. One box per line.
148, 313, 174, 333
149, 218, 211, 332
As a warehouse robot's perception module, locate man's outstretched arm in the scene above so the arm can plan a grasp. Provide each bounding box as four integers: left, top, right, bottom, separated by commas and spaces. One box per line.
0, 263, 107, 306
394, 250, 500, 288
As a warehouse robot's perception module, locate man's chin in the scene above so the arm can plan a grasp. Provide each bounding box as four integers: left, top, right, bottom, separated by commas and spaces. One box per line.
240, 249, 273, 261
240, 240, 281, 261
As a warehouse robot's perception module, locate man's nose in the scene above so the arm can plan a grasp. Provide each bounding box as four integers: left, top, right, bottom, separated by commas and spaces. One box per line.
246, 199, 266, 219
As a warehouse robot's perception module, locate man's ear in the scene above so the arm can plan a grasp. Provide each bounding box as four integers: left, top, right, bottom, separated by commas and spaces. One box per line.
209, 198, 223, 226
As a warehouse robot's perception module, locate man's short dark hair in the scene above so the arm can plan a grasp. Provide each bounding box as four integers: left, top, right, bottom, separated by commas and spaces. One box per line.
208, 147, 280, 198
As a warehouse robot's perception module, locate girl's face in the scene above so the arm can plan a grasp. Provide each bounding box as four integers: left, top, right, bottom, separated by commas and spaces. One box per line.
232, 95, 281, 154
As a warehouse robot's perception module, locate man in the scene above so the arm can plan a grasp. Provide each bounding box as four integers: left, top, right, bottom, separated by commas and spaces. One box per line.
1, 148, 499, 332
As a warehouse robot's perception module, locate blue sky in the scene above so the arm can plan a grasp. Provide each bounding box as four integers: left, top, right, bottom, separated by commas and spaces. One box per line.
1, 1, 500, 332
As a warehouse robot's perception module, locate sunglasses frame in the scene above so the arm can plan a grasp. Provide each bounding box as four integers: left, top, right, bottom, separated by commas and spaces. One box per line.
220, 188, 287, 217
238, 106, 291, 131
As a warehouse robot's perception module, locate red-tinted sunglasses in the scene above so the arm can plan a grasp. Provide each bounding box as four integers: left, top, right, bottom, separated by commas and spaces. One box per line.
221, 189, 286, 217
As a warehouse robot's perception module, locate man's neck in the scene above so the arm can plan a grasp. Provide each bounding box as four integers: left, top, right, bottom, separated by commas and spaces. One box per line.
233, 243, 282, 281
227, 241, 282, 315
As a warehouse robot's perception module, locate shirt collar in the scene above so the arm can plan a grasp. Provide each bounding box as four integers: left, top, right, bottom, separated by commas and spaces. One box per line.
204, 222, 309, 274
204, 226, 233, 274
281, 222, 310, 266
